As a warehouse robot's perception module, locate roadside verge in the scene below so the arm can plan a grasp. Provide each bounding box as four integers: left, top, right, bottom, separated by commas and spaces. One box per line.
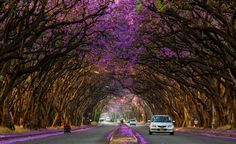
0, 126, 97, 144
106, 124, 147, 144
176, 127, 236, 140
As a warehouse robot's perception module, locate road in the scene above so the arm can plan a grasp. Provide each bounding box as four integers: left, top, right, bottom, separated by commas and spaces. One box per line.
132, 125, 236, 144
15, 125, 115, 144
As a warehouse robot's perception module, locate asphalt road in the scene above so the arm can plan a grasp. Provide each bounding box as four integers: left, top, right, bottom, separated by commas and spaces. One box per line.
9, 124, 236, 144
15, 125, 115, 144
132, 125, 236, 144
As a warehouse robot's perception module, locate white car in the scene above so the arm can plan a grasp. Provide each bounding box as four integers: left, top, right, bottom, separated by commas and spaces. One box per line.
128, 119, 137, 126
149, 115, 175, 135
106, 117, 112, 122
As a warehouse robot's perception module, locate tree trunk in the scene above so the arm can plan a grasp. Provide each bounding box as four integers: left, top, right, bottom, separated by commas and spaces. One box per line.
1, 97, 15, 130
0, 72, 16, 129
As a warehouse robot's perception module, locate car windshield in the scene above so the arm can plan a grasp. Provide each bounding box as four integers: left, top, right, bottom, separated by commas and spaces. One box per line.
152, 116, 172, 122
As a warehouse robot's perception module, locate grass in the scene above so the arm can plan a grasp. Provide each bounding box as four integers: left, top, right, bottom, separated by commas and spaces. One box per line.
0, 126, 12, 134
91, 121, 98, 126
46, 126, 64, 129
216, 125, 232, 130
0, 126, 30, 134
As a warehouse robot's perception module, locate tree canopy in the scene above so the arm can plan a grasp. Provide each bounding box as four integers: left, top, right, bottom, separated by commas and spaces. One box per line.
0, 0, 235, 129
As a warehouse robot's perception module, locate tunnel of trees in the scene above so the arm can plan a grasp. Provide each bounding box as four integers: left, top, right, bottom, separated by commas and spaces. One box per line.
0, 0, 235, 130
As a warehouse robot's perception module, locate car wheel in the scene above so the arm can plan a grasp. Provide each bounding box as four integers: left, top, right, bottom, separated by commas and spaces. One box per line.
149, 131, 152, 135
170, 132, 174, 135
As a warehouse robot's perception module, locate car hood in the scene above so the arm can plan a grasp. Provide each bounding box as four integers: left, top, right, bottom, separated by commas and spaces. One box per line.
151, 122, 173, 125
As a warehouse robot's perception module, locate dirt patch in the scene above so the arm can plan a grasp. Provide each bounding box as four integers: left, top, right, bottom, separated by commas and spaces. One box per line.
108, 124, 138, 144
110, 136, 138, 144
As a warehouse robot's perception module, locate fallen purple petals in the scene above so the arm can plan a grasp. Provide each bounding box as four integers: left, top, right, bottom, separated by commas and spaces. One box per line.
177, 128, 236, 140
199, 133, 236, 140
0, 131, 64, 144
106, 126, 118, 142
107, 124, 148, 144
0, 126, 96, 144
119, 125, 133, 137
133, 130, 148, 144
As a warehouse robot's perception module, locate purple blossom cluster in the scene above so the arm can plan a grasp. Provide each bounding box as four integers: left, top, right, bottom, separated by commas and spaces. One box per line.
92, 0, 143, 72
158, 47, 191, 58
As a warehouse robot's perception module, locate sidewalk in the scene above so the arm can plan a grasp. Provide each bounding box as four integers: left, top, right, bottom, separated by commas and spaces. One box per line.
176, 127, 236, 139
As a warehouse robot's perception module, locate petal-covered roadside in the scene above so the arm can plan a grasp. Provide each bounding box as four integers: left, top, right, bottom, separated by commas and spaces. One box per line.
0, 126, 96, 144
176, 127, 236, 140
107, 124, 147, 144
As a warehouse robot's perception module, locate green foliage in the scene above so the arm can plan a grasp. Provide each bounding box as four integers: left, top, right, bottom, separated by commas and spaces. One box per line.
50, 105, 57, 115
207, 0, 215, 5
135, 4, 142, 11
156, 0, 167, 11
95, 113, 100, 122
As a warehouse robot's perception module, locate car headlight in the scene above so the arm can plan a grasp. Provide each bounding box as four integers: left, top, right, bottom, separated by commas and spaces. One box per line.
151, 124, 156, 127
167, 125, 173, 128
